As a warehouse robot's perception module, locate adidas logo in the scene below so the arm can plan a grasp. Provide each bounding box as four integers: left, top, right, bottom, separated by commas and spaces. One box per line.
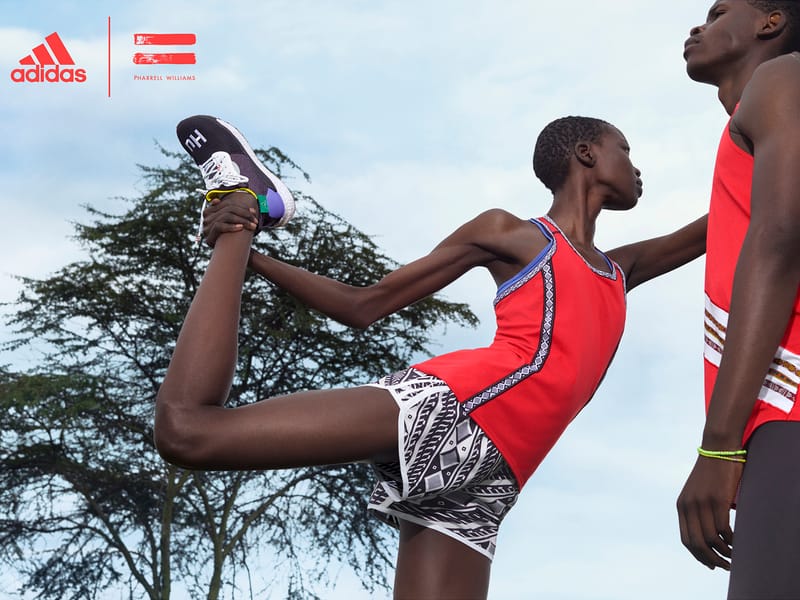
10, 32, 87, 83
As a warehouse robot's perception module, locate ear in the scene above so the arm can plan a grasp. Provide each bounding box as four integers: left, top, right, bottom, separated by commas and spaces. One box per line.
757, 10, 788, 41
574, 141, 595, 168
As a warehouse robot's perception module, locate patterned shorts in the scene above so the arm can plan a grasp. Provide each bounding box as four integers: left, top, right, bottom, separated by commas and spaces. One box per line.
366, 368, 519, 559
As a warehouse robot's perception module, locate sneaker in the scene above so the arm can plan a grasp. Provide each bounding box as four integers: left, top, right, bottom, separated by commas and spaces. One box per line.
176, 115, 295, 231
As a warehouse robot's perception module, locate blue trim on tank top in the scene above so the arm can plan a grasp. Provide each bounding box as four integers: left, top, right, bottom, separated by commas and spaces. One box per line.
495, 218, 554, 297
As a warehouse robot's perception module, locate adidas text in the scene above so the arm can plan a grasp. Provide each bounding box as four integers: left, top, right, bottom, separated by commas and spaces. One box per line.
10, 65, 87, 83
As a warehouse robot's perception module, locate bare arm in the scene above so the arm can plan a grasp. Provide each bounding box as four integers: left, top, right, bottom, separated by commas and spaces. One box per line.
606, 214, 707, 291
242, 209, 535, 328
677, 55, 800, 571
247, 239, 486, 329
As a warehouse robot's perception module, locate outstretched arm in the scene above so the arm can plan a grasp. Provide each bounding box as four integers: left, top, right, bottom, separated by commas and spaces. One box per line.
246, 238, 486, 329
606, 214, 707, 291
203, 203, 524, 328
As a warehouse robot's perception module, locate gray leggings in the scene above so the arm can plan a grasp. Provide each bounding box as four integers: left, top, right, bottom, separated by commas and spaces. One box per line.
728, 421, 800, 600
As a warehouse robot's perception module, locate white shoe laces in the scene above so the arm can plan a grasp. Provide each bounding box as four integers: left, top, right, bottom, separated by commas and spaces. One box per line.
199, 151, 249, 190
194, 152, 250, 244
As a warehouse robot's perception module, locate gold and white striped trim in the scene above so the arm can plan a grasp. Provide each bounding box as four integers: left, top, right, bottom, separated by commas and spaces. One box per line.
704, 294, 799, 413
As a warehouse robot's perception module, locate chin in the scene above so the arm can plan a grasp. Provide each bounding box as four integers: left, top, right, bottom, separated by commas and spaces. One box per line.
685, 60, 719, 86
605, 199, 638, 211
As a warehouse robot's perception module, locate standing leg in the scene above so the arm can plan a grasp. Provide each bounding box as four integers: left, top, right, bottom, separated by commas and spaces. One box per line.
154, 199, 399, 470
393, 521, 491, 600
727, 421, 800, 600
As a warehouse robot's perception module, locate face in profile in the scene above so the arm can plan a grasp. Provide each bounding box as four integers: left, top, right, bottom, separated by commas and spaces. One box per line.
683, 1, 766, 84
593, 127, 642, 211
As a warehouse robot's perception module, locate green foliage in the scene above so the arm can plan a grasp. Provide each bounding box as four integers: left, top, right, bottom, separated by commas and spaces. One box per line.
0, 146, 477, 599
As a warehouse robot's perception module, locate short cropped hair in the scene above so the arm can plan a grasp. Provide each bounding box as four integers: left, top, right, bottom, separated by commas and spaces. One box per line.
747, 0, 800, 52
533, 116, 612, 193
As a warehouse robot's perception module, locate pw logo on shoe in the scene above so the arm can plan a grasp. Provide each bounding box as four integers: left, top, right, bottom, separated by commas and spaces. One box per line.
184, 129, 208, 152
10, 32, 87, 83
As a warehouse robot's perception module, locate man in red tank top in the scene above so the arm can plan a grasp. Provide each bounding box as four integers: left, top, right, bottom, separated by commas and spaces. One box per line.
677, 2, 800, 598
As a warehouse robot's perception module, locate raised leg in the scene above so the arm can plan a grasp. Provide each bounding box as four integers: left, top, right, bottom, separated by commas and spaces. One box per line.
154, 194, 399, 470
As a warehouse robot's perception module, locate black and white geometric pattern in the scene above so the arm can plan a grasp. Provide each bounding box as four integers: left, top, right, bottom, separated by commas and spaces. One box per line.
367, 368, 519, 559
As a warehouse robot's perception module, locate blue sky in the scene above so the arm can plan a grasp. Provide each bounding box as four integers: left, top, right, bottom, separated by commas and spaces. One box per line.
1, 1, 732, 598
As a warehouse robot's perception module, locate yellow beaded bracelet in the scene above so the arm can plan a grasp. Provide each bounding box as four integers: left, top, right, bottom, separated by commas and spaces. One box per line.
204, 187, 258, 203
697, 447, 747, 463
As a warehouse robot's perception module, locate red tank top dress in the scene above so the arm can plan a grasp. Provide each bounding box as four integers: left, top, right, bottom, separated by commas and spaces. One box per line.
704, 120, 800, 442
414, 216, 627, 487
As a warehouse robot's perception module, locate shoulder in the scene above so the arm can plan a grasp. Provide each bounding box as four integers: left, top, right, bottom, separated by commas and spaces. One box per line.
470, 208, 527, 230
454, 209, 549, 270
745, 53, 800, 95
437, 209, 528, 252
457, 208, 536, 243
468, 209, 549, 245
755, 52, 800, 77
735, 54, 800, 140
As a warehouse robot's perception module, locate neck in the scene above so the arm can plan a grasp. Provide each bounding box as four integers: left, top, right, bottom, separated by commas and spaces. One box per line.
547, 184, 601, 250
715, 51, 781, 114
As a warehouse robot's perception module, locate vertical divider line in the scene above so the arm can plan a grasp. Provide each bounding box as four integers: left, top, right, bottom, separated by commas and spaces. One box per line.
107, 16, 111, 98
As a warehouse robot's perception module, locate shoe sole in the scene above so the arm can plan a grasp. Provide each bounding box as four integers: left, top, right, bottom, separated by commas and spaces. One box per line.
213, 118, 296, 228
